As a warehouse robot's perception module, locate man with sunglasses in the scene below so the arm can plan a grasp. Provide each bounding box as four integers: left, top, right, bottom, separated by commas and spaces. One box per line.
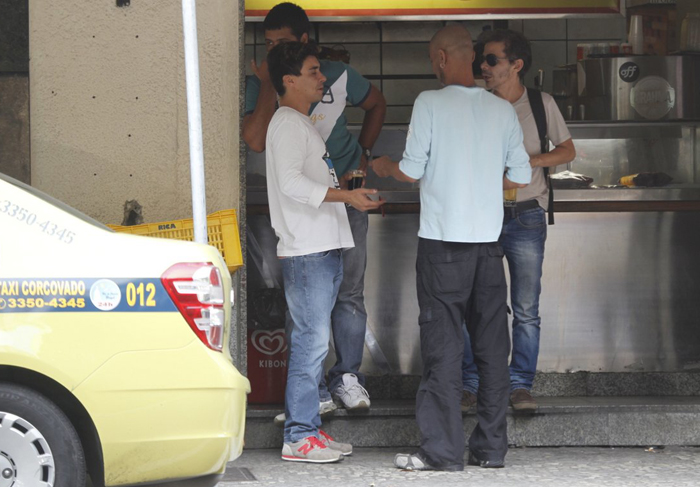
461, 30, 576, 413
243, 3, 387, 419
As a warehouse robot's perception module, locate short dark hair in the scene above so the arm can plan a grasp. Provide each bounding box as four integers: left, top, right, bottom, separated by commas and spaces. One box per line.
267, 41, 319, 96
263, 2, 311, 40
482, 29, 532, 79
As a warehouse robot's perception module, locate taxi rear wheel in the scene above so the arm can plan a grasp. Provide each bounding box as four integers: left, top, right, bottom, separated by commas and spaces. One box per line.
0, 382, 86, 487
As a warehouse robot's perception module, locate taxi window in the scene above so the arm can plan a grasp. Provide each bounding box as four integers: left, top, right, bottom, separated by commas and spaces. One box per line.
0, 172, 112, 231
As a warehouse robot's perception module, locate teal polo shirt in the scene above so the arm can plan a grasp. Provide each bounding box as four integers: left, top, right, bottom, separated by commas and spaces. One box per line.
245, 59, 371, 178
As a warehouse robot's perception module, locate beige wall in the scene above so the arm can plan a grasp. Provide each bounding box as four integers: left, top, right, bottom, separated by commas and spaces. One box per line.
29, 0, 241, 224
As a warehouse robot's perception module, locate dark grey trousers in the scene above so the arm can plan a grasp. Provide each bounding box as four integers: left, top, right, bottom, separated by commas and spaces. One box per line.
415, 237, 511, 469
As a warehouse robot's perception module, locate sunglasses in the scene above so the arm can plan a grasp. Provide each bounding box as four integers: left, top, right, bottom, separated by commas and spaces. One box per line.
484, 53, 512, 67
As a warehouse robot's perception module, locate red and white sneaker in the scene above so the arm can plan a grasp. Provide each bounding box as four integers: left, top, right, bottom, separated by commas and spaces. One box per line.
319, 430, 353, 456
281, 436, 344, 463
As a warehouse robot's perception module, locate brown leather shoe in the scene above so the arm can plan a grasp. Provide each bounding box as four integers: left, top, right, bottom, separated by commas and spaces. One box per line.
460, 390, 477, 412
510, 388, 537, 411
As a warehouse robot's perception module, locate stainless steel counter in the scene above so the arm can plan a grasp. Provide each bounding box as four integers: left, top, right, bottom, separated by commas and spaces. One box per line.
245, 120, 700, 377
247, 208, 700, 376
248, 186, 700, 209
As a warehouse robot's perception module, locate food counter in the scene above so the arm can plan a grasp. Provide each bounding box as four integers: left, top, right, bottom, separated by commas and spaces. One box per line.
247, 111, 700, 375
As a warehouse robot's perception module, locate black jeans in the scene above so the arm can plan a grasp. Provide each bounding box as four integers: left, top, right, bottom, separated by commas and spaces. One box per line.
415, 238, 510, 469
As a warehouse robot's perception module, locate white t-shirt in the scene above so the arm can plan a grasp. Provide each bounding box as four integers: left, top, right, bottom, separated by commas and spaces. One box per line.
265, 107, 354, 257
512, 89, 572, 210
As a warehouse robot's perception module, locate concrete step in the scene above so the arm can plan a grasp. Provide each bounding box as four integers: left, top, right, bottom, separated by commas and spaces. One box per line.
245, 397, 700, 449
362, 371, 700, 400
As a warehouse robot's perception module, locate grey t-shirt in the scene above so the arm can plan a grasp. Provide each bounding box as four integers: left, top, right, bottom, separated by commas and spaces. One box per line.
512, 89, 571, 210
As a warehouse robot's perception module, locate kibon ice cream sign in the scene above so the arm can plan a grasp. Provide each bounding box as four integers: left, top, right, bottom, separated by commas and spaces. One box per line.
245, 0, 621, 18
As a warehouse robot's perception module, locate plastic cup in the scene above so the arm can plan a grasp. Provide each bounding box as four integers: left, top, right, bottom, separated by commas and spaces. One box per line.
629, 15, 644, 55
504, 188, 517, 207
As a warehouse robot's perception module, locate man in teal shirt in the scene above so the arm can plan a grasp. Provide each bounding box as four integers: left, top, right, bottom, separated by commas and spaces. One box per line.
243, 3, 387, 417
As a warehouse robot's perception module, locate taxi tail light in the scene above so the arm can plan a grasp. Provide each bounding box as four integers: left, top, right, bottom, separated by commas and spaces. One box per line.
161, 263, 225, 352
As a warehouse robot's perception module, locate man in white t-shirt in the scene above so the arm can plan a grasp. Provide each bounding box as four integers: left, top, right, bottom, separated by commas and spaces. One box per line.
265, 41, 385, 464
461, 29, 576, 413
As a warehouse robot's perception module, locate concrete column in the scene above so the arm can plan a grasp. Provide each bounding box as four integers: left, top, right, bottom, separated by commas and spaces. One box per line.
29, 0, 241, 224
29, 0, 247, 370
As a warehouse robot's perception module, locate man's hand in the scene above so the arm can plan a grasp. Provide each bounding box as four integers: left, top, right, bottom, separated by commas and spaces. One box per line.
345, 188, 386, 212
370, 156, 418, 183
530, 155, 543, 168
370, 156, 395, 178
251, 58, 270, 84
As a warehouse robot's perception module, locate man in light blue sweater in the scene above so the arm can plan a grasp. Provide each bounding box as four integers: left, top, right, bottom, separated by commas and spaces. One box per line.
372, 24, 530, 471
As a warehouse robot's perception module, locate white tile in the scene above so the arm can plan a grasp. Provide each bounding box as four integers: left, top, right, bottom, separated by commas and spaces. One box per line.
334, 44, 381, 75
344, 106, 365, 124
382, 21, 444, 42
382, 79, 441, 106
385, 106, 414, 125
524, 19, 567, 40
566, 41, 579, 66
254, 23, 265, 42
254, 45, 267, 65
567, 17, 627, 41
509, 20, 525, 33
317, 22, 379, 43
244, 46, 255, 76
245, 23, 255, 45
525, 40, 568, 93
382, 43, 432, 75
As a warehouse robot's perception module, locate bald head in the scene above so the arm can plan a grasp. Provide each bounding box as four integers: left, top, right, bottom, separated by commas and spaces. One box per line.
429, 24, 475, 87
430, 24, 473, 60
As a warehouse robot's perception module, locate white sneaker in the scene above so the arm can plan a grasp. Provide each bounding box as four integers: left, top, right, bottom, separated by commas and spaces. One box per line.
319, 398, 337, 415
281, 436, 343, 463
319, 429, 353, 456
332, 373, 370, 410
274, 399, 338, 427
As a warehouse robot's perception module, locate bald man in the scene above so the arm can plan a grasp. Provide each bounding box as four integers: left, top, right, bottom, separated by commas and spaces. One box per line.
372, 25, 530, 471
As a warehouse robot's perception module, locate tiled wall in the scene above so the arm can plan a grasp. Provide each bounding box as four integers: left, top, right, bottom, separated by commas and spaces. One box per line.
509, 17, 627, 93
244, 16, 627, 124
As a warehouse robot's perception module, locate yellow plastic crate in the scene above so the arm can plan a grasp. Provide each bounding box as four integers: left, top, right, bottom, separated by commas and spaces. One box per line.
108, 209, 243, 273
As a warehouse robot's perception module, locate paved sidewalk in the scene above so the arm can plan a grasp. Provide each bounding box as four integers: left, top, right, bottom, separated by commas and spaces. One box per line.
220, 446, 700, 487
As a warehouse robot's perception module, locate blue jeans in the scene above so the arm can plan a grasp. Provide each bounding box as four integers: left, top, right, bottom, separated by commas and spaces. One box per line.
462, 206, 546, 393
283, 207, 368, 402
282, 250, 343, 443
327, 206, 369, 393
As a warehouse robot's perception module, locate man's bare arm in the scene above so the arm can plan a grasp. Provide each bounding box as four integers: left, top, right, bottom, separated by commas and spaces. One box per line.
356, 85, 387, 172
371, 156, 418, 183
242, 59, 277, 152
530, 138, 576, 168
503, 176, 528, 189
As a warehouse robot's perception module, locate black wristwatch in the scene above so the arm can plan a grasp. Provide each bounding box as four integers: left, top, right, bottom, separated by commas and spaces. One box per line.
362, 147, 372, 160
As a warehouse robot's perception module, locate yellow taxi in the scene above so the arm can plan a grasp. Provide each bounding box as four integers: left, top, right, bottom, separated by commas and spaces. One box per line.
0, 172, 250, 487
